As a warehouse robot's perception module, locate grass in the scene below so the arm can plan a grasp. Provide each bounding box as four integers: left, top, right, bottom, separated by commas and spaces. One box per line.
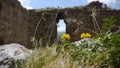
16, 30, 120, 68
17, 42, 81, 68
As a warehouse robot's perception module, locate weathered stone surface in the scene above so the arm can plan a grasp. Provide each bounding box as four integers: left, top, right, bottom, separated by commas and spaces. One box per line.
0, 43, 32, 68
0, 0, 28, 47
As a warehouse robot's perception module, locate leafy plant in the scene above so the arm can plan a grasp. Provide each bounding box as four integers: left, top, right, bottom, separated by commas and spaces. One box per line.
73, 6, 81, 9
101, 32, 120, 68
102, 16, 116, 32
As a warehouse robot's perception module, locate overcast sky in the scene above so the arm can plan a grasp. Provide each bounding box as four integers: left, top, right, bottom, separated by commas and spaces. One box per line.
18, 0, 120, 32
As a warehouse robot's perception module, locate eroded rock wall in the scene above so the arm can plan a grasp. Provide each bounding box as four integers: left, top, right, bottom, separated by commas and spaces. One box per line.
0, 0, 28, 47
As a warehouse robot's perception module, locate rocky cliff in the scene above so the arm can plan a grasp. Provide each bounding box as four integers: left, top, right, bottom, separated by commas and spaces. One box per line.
0, 0, 28, 47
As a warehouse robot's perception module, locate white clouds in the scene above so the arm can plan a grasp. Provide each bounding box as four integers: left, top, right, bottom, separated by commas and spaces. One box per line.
23, 6, 33, 9
87, 0, 117, 4
18, 0, 33, 9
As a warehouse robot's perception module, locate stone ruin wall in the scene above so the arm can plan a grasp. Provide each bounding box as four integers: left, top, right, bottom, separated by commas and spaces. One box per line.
28, 8, 120, 45
28, 10, 58, 46
0, 0, 120, 48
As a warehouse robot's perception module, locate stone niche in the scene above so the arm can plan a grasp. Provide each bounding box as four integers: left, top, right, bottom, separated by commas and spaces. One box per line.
0, 0, 28, 48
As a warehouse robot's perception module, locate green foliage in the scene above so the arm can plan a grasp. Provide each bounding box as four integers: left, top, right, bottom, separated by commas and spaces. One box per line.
102, 16, 116, 32
17, 32, 120, 68
65, 6, 81, 10
101, 32, 120, 68
73, 6, 81, 9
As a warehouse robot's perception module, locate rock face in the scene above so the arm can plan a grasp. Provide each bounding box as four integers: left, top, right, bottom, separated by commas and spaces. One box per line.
0, 0, 28, 47
0, 43, 32, 68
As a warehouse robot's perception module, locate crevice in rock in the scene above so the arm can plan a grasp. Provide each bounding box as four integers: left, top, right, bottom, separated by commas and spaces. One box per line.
0, 35, 4, 45
0, 2, 2, 11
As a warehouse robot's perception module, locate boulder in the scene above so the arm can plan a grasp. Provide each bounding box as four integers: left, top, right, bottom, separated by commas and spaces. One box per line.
0, 43, 32, 68
0, 0, 28, 47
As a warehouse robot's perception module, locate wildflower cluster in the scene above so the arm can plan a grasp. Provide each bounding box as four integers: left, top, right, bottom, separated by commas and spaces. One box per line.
61, 33, 70, 40
80, 33, 92, 38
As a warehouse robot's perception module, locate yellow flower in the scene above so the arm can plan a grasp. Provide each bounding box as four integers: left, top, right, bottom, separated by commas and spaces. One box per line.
86, 33, 92, 38
80, 33, 86, 38
80, 33, 92, 38
61, 34, 70, 40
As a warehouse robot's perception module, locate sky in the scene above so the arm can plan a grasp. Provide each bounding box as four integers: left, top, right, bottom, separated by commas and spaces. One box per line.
18, 0, 120, 9
18, 0, 120, 32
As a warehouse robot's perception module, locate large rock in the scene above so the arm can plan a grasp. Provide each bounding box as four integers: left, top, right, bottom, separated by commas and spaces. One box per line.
0, 0, 28, 47
0, 43, 32, 68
